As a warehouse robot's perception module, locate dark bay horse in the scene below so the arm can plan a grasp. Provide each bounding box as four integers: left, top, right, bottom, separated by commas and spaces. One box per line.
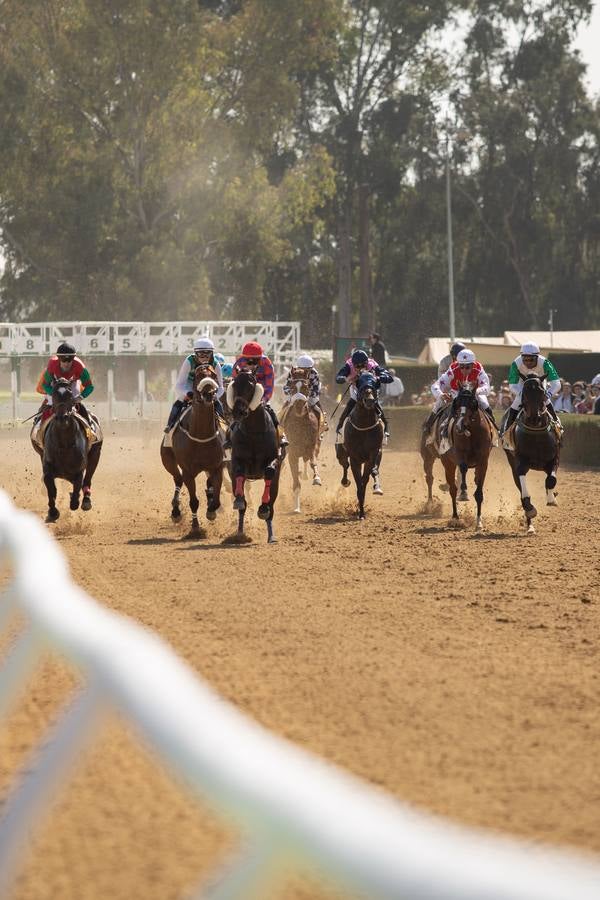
422, 388, 493, 529
336, 373, 384, 519
502, 375, 561, 534
227, 371, 284, 543
160, 367, 225, 536
31, 378, 102, 522
280, 386, 321, 514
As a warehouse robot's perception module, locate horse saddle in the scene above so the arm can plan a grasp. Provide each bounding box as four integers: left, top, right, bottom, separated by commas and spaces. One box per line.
31, 411, 101, 451
162, 406, 191, 449
431, 410, 455, 455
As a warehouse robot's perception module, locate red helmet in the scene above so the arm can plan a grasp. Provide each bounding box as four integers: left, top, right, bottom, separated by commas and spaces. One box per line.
242, 341, 263, 357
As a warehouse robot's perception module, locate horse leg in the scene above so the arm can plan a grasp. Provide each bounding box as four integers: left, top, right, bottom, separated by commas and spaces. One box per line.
473, 460, 488, 531
233, 468, 247, 511
290, 452, 301, 513
81, 441, 102, 511
182, 472, 203, 537
545, 464, 558, 506
349, 457, 367, 519
160, 444, 183, 520
310, 451, 322, 487
372, 448, 383, 495
443, 458, 458, 519
206, 466, 223, 520
516, 461, 537, 529
421, 442, 435, 504
70, 471, 84, 511
458, 462, 469, 501
265, 464, 280, 543
258, 462, 276, 520
43, 468, 59, 522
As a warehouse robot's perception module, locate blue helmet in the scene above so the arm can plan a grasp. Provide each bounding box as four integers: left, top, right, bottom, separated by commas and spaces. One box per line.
221, 363, 233, 378
214, 352, 225, 365
351, 349, 369, 367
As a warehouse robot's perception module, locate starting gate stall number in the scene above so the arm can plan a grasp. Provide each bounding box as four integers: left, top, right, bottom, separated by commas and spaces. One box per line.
114, 326, 144, 354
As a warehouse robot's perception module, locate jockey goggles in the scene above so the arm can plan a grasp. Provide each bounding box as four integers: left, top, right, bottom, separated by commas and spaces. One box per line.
245, 357, 260, 367
522, 354, 538, 363
459, 362, 473, 370
58, 354, 75, 363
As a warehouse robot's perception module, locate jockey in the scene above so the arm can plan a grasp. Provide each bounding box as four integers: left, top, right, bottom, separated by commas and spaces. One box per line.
281, 354, 327, 433
164, 337, 224, 432
230, 341, 287, 445
335, 349, 393, 436
37, 342, 94, 423
429, 349, 496, 431
502, 342, 561, 433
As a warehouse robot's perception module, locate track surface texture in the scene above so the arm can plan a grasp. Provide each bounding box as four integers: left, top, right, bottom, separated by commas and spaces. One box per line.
1, 423, 599, 899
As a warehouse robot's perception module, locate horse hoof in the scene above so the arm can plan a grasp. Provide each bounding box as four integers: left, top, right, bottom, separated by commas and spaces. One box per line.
268, 535, 277, 544
341, 478, 350, 487
81, 495, 92, 511
257, 503, 270, 520
458, 492, 469, 502
527, 522, 536, 535
373, 484, 383, 495
46, 508, 60, 523
293, 507, 301, 514
206, 509, 217, 521
233, 496, 245, 511
312, 476, 322, 486
546, 497, 558, 507
439, 483, 450, 492
171, 508, 182, 520
523, 502, 537, 518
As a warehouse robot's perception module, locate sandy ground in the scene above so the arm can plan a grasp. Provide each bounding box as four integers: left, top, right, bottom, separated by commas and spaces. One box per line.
1, 423, 599, 899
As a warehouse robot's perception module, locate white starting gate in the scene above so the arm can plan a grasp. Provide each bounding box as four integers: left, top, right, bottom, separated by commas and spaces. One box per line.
0, 321, 301, 368
1, 492, 600, 898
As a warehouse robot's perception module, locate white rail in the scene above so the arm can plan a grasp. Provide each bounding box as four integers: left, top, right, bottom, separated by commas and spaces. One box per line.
1, 490, 600, 899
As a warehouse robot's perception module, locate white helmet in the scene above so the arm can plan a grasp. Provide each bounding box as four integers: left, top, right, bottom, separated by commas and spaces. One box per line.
591, 373, 600, 386
456, 349, 476, 365
520, 342, 539, 356
295, 354, 314, 368
193, 337, 214, 351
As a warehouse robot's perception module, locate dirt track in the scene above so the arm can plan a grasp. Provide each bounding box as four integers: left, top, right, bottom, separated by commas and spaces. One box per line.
1, 423, 600, 899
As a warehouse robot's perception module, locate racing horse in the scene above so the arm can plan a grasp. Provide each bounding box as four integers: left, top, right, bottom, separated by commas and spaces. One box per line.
502, 374, 561, 534
160, 366, 225, 536
432, 387, 494, 530
280, 381, 322, 514
31, 378, 103, 522
227, 370, 284, 543
336, 372, 384, 519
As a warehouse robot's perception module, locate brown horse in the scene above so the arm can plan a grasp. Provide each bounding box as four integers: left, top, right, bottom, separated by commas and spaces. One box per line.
336, 373, 384, 519
160, 367, 225, 537
422, 388, 494, 530
280, 388, 322, 513
502, 374, 561, 534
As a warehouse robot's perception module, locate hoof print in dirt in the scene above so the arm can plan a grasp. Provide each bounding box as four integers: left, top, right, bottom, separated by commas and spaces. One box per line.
222, 532, 253, 545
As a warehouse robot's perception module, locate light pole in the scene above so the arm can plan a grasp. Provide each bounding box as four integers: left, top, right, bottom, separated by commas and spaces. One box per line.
445, 128, 456, 342
548, 308, 557, 348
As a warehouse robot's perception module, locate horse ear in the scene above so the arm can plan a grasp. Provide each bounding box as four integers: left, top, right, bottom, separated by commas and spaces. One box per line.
226, 382, 235, 409
249, 382, 264, 411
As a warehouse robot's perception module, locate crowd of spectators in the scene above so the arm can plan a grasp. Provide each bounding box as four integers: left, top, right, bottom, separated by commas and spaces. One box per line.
411, 373, 600, 414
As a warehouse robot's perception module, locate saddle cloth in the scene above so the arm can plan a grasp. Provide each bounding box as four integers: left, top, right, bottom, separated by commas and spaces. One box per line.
502, 415, 563, 452
31, 411, 102, 452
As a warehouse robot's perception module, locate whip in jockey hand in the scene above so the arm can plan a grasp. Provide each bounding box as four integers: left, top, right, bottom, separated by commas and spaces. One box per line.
37, 343, 95, 424
164, 337, 225, 432
225, 341, 288, 448
501, 342, 561, 434
281, 354, 328, 435
424, 349, 496, 438
335, 349, 393, 437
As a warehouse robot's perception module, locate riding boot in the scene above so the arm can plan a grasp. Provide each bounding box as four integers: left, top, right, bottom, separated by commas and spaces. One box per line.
484, 407, 497, 428
76, 401, 92, 425
214, 398, 225, 419
501, 406, 518, 435
422, 410, 436, 433
165, 399, 185, 433
336, 399, 356, 434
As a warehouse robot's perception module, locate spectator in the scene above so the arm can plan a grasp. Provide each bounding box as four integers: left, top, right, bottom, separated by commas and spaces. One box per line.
591, 374, 600, 415
497, 389, 512, 411
383, 368, 405, 406
369, 332, 387, 368
554, 380, 575, 413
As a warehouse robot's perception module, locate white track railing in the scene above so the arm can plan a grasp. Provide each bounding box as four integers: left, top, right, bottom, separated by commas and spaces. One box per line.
1, 491, 600, 900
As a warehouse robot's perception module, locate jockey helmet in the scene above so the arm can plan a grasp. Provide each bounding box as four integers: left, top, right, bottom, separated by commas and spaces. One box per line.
221, 363, 233, 378
242, 341, 263, 358
351, 349, 369, 368
295, 354, 314, 368
520, 342, 539, 357
456, 349, 476, 366
194, 337, 214, 351
450, 341, 465, 359
56, 342, 76, 359
214, 352, 225, 365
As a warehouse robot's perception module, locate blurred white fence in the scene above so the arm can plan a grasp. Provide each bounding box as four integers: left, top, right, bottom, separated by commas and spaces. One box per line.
1, 490, 600, 899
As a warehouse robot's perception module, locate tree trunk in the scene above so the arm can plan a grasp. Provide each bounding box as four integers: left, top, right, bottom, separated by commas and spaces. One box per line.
337, 200, 352, 336
358, 182, 373, 333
